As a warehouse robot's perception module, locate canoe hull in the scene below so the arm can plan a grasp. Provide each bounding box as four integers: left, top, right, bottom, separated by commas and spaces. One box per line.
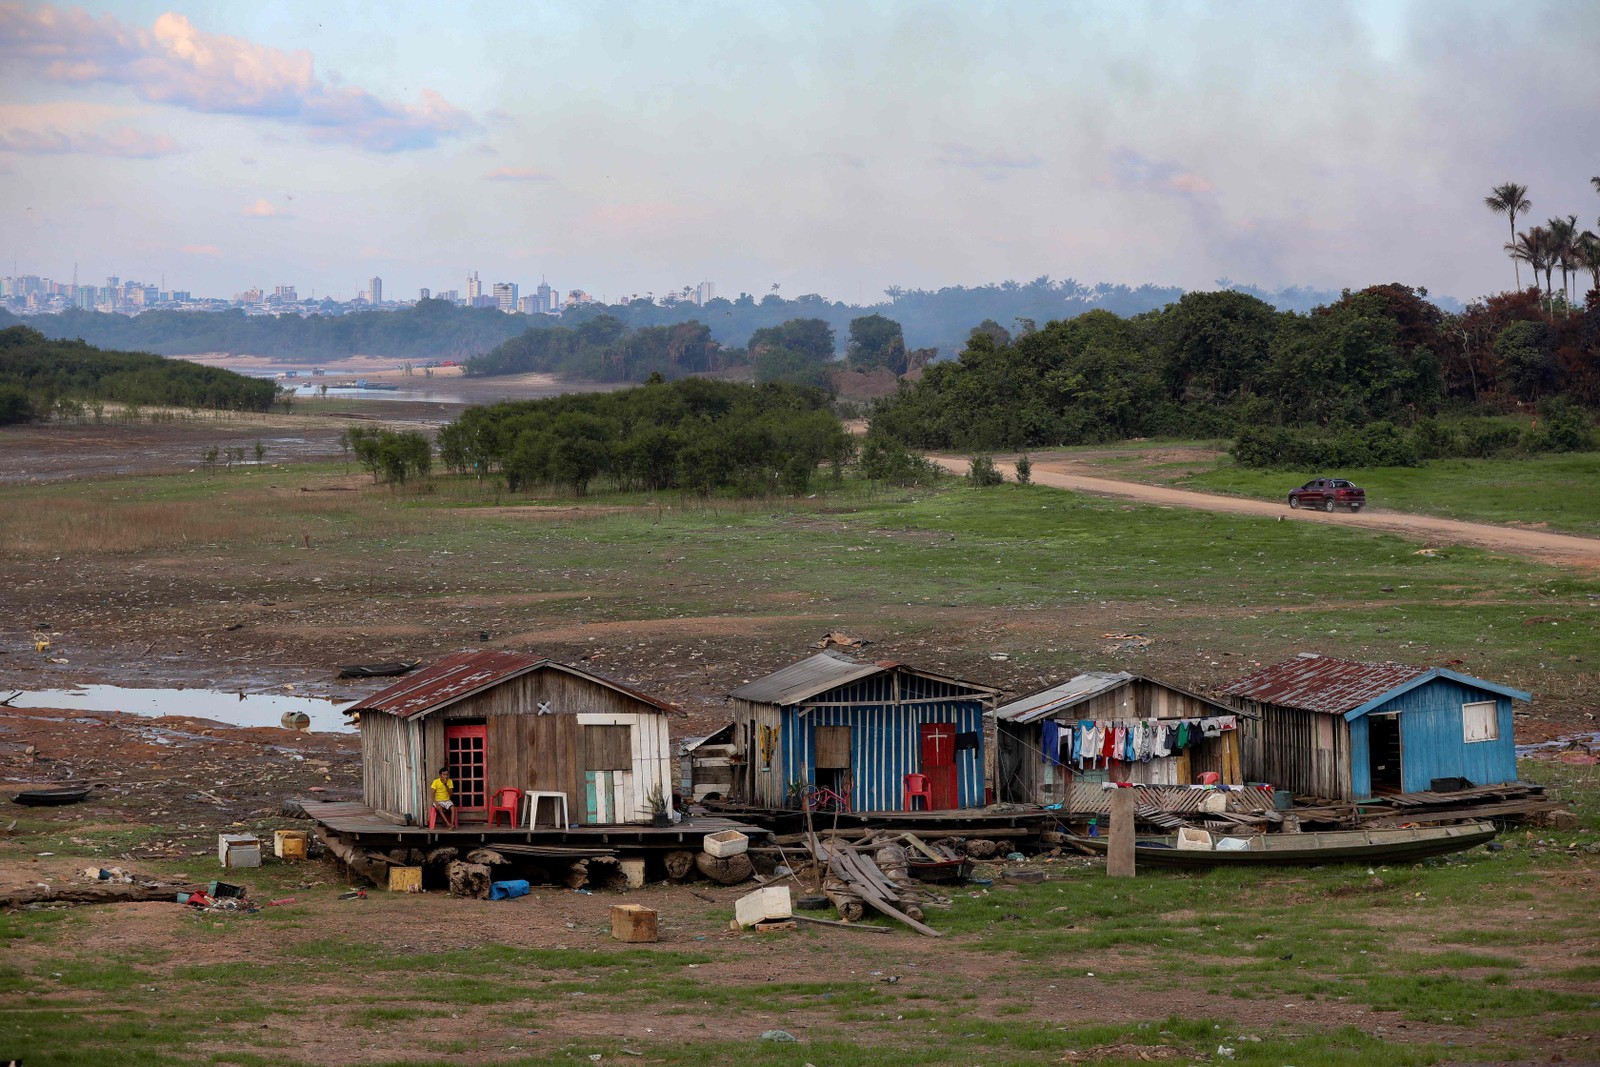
1071, 822, 1498, 868
13, 786, 92, 807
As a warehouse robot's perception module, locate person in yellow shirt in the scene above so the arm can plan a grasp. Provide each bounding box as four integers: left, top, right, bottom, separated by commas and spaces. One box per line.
429, 766, 455, 823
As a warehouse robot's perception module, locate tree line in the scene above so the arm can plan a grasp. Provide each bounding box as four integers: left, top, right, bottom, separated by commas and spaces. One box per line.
0, 325, 279, 423
462, 316, 729, 381
436, 377, 854, 495
4, 276, 1369, 368
867, 282, 1599, 466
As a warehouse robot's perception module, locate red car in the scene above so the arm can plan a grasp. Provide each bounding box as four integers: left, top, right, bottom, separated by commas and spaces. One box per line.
1288, 477, 1365, 512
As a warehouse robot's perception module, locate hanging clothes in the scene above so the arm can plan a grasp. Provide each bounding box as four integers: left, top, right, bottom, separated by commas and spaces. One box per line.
955, 731, 979, 752
1040, 720, 1060, 765
1175, 720, 1190, 750
1153, 722, 1172, 758
1123, 725, 1136, 761
1201, 717, 1223, 739
1101, 725, 1118, 760
1078, 720, 1097, 767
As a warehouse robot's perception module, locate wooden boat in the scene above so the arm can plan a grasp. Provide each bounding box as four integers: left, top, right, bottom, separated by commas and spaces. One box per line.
337, 660, 421, 679
13, 785, 93, 807
1068, 821, 1498, 868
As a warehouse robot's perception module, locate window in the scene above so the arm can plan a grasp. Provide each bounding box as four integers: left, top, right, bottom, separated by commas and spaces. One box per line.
1462, 701, 1499, 743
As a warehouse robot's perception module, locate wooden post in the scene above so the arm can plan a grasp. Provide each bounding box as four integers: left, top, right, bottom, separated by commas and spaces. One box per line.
1107, 788, 1136, 878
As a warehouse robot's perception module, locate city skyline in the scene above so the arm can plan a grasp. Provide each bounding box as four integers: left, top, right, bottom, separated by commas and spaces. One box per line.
2, 3, 1598, 305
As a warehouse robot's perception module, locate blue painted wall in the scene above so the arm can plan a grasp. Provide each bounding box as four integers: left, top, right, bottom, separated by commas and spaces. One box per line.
777, 672, 987, 810
1349, 678, 1517, 798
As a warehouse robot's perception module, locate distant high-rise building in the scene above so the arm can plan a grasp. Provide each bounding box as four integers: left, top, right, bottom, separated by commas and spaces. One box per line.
419, 287, 431, 301
694, 281, 715, 305
492, 282, 518, 312
369, 276, 383, 306
438, 289, 460, 304
517, 294, 537, 315
273, 285, 298, 303
466, 271, 481, 302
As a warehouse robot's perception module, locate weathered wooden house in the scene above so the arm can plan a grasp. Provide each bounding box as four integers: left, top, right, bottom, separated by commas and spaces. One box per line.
992, 671, 1246, 804
728, 651, 1001, 811
678, 723, 737, 804
348, 651, 676, 826
1222, 654, 1531, 800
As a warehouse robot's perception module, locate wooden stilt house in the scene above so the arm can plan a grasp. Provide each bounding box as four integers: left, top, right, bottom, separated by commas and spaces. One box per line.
992, 671, 1246, 805
1222, 654, 1531, 800
728, 651, 1001, 811
348, 651, 676, 826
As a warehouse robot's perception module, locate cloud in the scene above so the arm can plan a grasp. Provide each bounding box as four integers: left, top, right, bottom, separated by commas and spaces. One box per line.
0, 123, 178, 157
181, 243, 222, 256
1101, 148, 1215, 198
240, 154, 256, 165
241, 198, 287, 218
485, 166, 556, 182
0, 5, 478, 152
936, 144, 1043, 176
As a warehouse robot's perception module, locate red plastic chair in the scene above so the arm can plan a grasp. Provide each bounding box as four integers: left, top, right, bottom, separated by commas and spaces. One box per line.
488, 787, 523, 827
1195, 771, 1221, 786
903, 772, 933, 812
427, 802, 457, 829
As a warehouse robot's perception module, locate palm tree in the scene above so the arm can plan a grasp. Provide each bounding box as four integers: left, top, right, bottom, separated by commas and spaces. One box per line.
1592, 176, 1600, 195
1505, 227, 1551, 310
1547, 215, 1578, 311
1485, 183, 1532, 289
1578, 231, 1600, 301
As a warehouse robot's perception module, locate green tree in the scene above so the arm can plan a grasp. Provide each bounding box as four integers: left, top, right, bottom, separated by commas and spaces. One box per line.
1014, 453, 1032, 484
1485, 183, 1532, 289
846, 314, 909, 374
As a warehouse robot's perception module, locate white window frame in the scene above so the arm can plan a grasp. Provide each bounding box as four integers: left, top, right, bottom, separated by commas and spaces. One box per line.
1462, 700, 1499, 744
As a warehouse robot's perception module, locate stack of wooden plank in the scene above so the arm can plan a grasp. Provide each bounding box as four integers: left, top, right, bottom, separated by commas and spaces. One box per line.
1358, 783, 1553, 824
805, 833, 946, 937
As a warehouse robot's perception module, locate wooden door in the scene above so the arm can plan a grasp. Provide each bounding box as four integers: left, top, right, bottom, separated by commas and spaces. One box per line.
444, 723, 488, 814
582, 725, 632, 824
919, 723, 958, 810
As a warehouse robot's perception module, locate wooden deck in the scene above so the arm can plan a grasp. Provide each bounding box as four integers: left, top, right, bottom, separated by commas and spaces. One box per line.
704, 803, 1055, 836
301, 799, 766, 850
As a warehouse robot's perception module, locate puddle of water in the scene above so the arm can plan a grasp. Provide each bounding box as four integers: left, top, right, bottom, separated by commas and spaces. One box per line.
1515, 731, 1600, 756
4, 685, 357, 733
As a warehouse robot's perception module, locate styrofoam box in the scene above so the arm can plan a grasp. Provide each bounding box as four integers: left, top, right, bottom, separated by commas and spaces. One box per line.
702, 829, 748, 858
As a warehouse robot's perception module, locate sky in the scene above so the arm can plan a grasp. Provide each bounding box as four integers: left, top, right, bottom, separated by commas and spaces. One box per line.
2, 0, 1598, 305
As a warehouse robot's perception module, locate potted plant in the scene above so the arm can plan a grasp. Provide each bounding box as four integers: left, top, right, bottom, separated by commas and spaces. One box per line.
646, 784, 670, 827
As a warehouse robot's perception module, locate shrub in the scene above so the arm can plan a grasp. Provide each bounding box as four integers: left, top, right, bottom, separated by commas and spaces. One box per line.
0, 384, 33, 425
967, 454, 1005, 486
859, 435, 942, 486
1014, 453, 1032, 485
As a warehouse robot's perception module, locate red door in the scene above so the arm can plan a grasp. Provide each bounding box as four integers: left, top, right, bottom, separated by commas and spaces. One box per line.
445, 724, 488, 815
919, 723, 958, 810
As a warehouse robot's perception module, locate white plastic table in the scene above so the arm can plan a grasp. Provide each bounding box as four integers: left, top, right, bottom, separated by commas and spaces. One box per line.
525, 790, 569, 830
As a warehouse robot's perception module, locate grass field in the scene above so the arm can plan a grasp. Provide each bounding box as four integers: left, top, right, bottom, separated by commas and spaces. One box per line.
2, 451, 1599, 1064
1, 756, 1596, 1066
1064, 446, 1600, 536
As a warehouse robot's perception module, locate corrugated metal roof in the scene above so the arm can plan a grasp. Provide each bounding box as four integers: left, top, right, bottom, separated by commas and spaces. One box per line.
992, 672, 1134, 723
350, 650, 673, 719
1221, 654, 1428, 715
728, 651, 884, 705
729, 651, 999, 707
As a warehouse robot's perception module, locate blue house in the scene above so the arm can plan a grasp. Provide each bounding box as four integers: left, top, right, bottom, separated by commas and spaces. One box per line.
1223, 654, 1531, 800
728, 652, 1001, 811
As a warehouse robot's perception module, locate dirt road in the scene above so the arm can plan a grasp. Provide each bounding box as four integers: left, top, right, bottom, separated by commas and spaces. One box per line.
934, 456, 1600, 571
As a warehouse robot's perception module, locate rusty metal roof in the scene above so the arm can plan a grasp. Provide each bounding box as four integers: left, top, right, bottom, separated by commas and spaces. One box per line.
349, 650, 673, 719
1220, 654, 1428, 715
